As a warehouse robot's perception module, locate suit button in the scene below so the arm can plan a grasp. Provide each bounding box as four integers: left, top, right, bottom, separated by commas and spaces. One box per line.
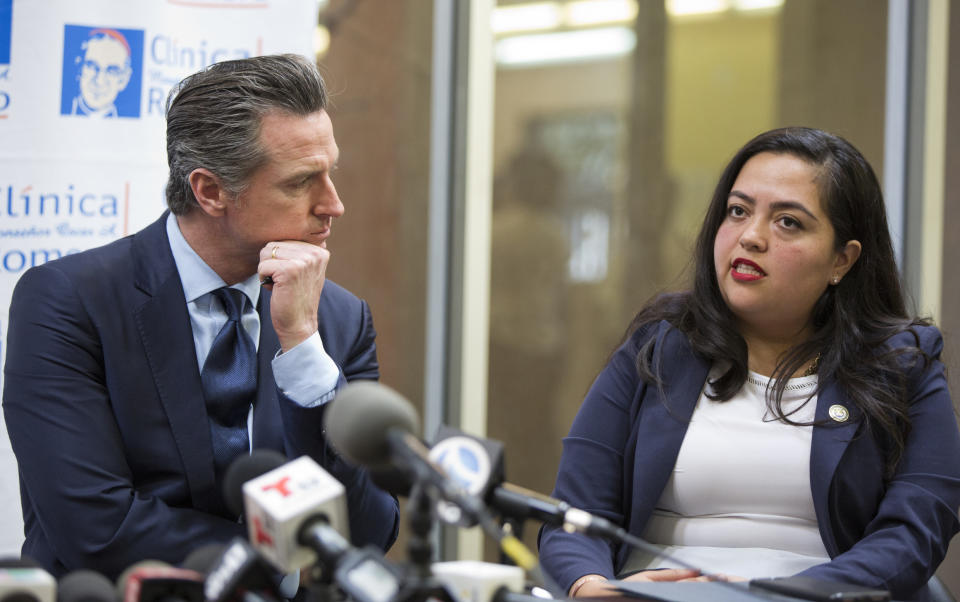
828, 404, 850, 422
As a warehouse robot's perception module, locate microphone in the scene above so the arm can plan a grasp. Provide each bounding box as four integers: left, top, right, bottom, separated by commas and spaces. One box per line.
427, 426, 505, 527
428, 427, 628, 540
430, 562, 524, 602
222, 450, 288, 519
0, 562, 56, 602
324, 382, 559, 597
56, 570, 115, 602
179, 545, 228, 577
227, 454, 350, 574
224, 452, 408, 602
324, 382, 488, 526
429, 429, 746, 589
201, 538, 281, 602
116, 561, 204, 602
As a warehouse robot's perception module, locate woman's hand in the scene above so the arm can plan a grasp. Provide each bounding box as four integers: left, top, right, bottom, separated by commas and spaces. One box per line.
625, 569, 748, 583
569, 575, 618, 598
623, 569, 703, 583
571, 569, 748, 597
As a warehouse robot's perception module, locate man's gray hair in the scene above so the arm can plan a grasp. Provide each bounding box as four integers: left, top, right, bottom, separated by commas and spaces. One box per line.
164, 53, 328, 215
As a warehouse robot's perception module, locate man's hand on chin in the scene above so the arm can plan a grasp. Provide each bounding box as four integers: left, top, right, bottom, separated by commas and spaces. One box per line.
258, 239, 329, 352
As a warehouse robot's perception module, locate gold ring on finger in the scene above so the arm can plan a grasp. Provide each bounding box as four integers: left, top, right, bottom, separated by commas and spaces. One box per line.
271, 245, 280, 260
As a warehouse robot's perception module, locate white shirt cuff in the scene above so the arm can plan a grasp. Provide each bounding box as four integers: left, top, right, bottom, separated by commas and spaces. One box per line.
271, 332, 339, 407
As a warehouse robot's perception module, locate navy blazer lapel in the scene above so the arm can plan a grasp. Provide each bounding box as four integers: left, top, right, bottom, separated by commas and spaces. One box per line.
131, 214, 219, 513
809, 379, 861, 555
252, 290, 284, 452
629, 325, 709, 531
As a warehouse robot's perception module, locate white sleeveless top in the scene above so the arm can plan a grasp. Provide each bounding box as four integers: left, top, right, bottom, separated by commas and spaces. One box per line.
622, 368, 831, 579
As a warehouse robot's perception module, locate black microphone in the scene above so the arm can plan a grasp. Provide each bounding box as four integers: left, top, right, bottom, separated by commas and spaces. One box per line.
57, 570, 115, 602
428, 427, 760, 597
324, 382, 489, 525
201, 538, 282, 602
179, 545, 228, 577
222, 450, 288, 519
116, 561, 205, 602
428, 427, 625, 538
324, 382, 562, 598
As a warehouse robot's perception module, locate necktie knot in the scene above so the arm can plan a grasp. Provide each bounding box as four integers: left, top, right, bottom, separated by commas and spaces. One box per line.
213, 287, 248, 322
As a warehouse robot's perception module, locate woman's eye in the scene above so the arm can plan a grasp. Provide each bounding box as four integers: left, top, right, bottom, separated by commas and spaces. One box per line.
779, 216, 801, 229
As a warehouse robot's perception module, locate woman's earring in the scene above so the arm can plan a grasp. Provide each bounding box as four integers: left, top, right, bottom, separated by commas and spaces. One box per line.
832, 275, 840, 285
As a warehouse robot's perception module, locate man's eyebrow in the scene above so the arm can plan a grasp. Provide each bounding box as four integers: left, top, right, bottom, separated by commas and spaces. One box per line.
728, 190, 818, 221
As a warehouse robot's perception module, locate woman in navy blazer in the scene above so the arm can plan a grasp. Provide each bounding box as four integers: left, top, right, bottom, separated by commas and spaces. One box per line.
539, 128, 960, 601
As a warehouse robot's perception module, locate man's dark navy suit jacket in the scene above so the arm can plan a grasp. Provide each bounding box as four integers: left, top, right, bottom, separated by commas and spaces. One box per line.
3, 213, 399, 579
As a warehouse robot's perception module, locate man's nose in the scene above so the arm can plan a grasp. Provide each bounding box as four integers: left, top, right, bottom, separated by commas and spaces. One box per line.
314, 177, 344, 218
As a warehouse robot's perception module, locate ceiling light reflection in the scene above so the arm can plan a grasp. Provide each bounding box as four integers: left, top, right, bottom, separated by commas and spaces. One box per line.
565, 0, 638, 27
491, 2, 562, 34
666, 0, 730, 17
732, 0, 785, 12
495, 26, 636, 68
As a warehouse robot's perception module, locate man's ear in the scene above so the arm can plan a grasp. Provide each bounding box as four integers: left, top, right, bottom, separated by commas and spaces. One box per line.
188, 168, 230, 217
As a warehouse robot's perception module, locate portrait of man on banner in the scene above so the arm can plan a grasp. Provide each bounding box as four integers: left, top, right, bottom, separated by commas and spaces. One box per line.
59, 24, 143, 118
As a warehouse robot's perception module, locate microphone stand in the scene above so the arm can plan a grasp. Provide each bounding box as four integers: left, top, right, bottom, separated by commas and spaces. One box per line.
395, 483, 456, 602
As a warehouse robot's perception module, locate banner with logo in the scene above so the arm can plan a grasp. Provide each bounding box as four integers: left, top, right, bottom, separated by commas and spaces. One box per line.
0, 0, 318, 555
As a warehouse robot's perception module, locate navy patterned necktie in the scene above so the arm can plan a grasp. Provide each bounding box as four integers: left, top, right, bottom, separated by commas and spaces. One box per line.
201, 287, 257, 509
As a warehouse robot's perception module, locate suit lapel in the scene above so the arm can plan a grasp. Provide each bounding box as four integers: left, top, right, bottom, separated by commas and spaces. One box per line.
131, 214, 219, 513
809, 379, 861, 555
630, 325, 709, 529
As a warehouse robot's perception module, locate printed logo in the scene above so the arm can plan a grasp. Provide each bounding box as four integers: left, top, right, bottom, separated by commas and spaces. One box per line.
60, 24, 144, 118
261, 475, 294, 497
429, 436, 492, 495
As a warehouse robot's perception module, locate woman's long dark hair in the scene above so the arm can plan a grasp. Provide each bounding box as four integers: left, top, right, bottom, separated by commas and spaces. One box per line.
630, 127, 927, 476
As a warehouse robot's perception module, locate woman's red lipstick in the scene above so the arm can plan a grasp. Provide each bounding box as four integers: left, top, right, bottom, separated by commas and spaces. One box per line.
731, 258, 765, 281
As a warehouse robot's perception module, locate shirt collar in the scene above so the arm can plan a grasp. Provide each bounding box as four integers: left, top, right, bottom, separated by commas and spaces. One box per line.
166, 211, 261, 308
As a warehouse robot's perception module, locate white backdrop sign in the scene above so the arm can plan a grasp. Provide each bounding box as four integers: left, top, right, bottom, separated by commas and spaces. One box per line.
0, 0, 318, 556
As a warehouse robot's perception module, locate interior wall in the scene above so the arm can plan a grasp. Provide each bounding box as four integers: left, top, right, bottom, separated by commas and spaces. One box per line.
777, 0, 887, 175
935, 0, 960, 594
318, 0, 433, 562
321, 0, 431, 417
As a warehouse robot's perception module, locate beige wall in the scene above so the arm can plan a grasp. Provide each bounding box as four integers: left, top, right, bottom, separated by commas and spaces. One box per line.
319, 0, 433, 562
936, 0, 960, 594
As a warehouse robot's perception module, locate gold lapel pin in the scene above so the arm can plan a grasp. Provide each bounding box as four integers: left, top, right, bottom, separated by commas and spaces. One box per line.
828, 404, 850, 423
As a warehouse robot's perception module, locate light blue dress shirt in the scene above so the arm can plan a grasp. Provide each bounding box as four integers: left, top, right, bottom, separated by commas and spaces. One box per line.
165, 213, 341, 426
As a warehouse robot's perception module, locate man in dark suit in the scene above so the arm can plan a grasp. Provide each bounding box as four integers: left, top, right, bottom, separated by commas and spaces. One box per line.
2, 54, 398, 579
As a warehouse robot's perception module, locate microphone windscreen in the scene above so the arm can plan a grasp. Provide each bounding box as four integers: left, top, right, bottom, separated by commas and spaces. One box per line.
57, 570, 116, 602
222, 449, 287, 517
114, 562, 166, 601
117, 564, 203, 602
325, 381, 419, 468
1, 566, 55, 602
179, 544, 227, 576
